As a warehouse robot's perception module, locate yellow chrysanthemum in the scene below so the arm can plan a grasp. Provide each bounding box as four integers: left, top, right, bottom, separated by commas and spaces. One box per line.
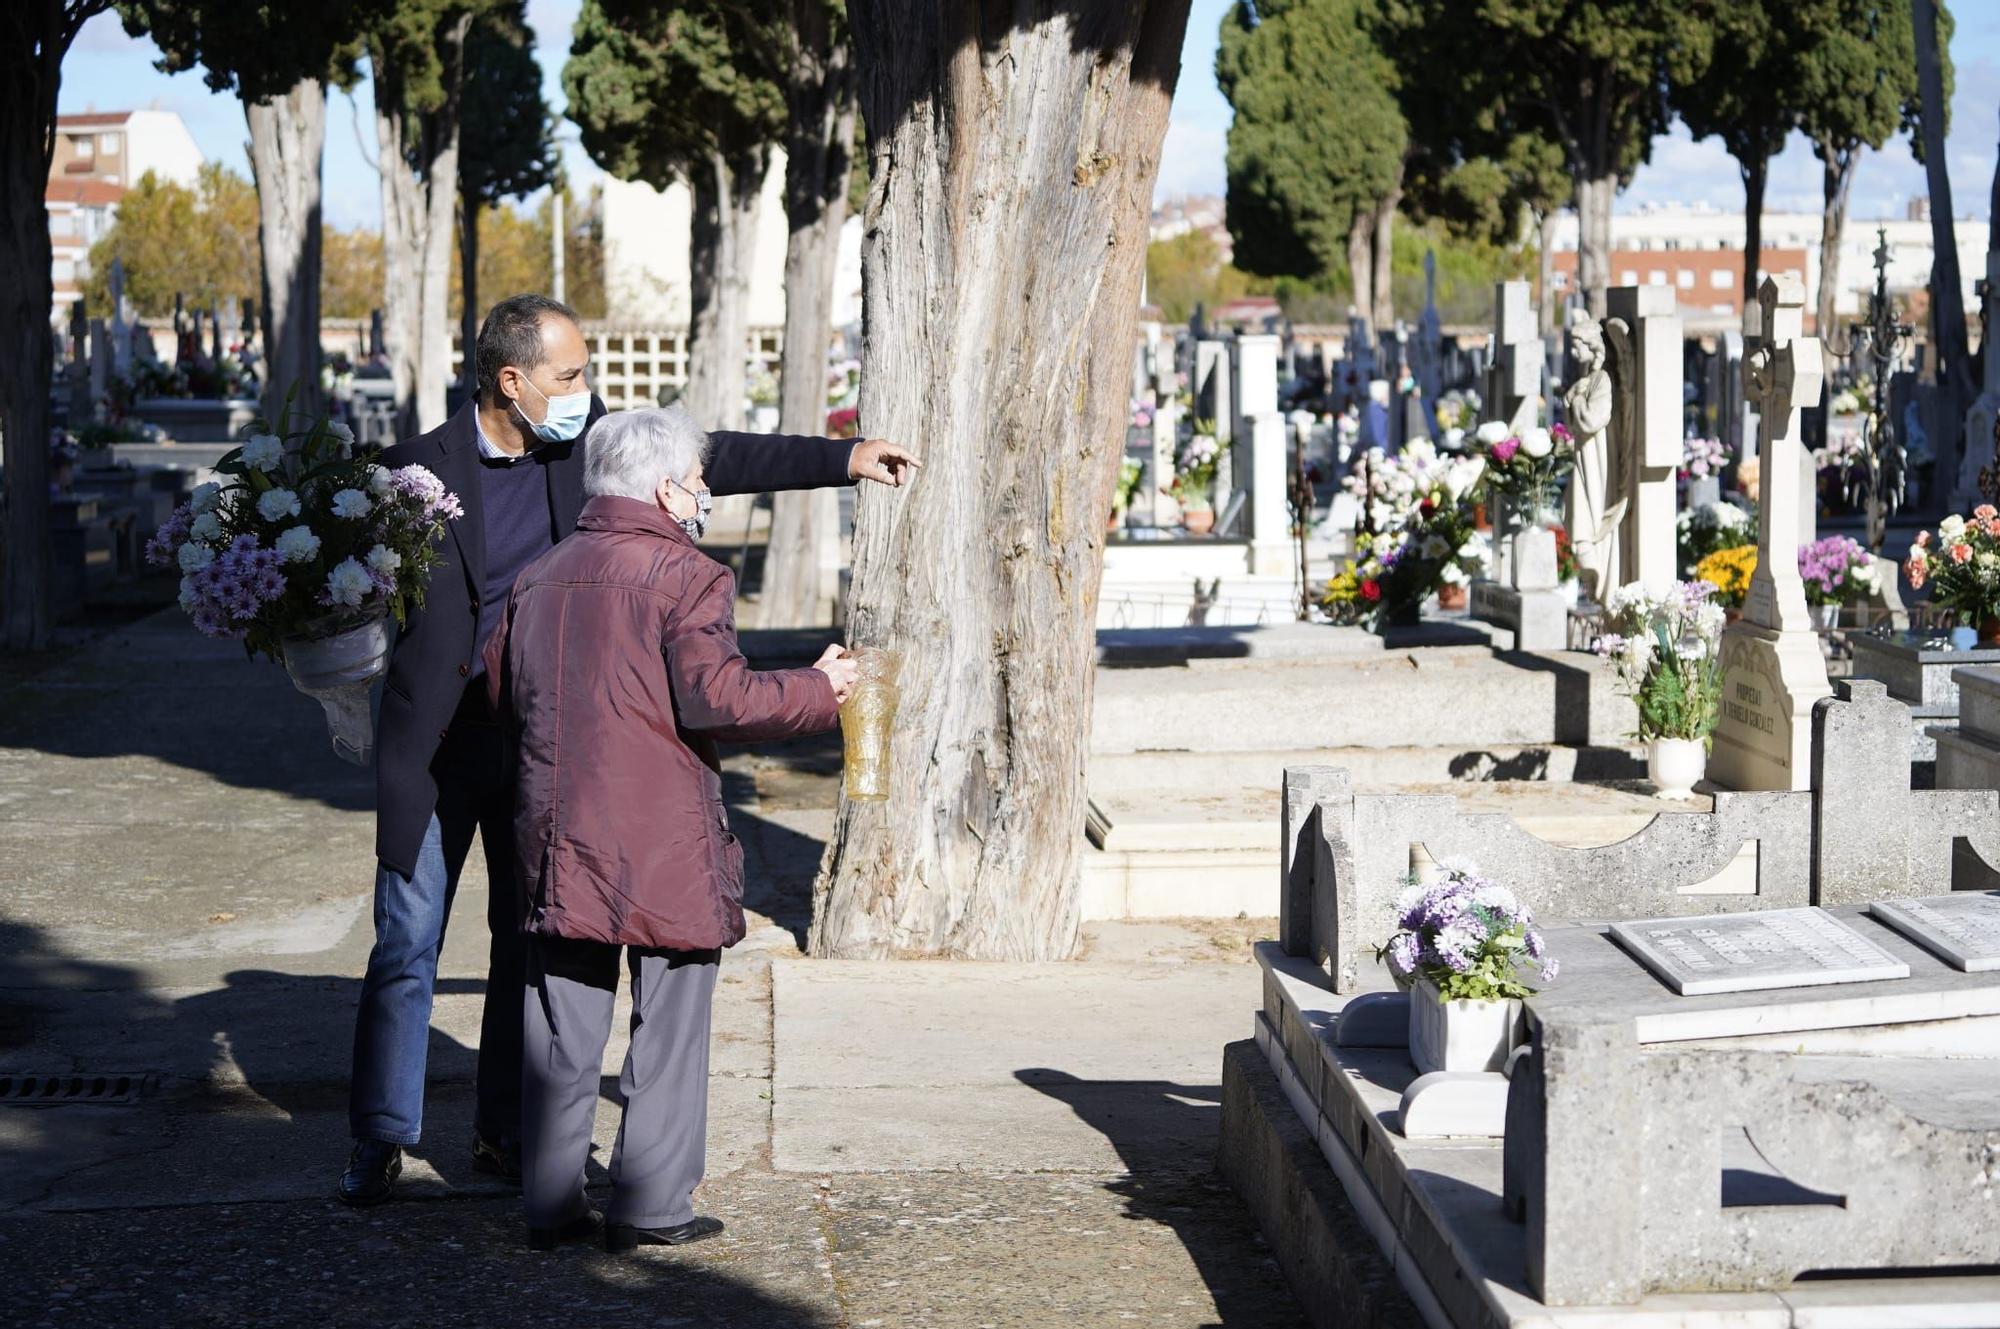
1694, 544, 1758, 608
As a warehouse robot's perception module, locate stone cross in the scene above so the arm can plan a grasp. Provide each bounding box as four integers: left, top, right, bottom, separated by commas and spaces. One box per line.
1486, 280, 1539, 435
1605, 285, 1681, 596
1710, 273, 1834, 793
1228, 334, 1280, 506
1194, 337, 1229, 444
67, 301, 91, 425
108, 258, 132, 373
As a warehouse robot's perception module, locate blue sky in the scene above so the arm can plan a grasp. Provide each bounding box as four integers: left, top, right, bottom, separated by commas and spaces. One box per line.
59, 1, 2000, 233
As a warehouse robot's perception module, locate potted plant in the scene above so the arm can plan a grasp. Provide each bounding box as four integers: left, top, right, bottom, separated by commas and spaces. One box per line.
1471, 422, 1576, 586
1800, 534, 1878, 630
747, 368, 781, 432
145, 406, 461, 764
1172, 426, 1220, 534
1379, 863, 1555, 1075
1593, 580, 1728, 799
1904, 506, 2000, 643
1319, 476, 1477, 632
1693, 544, 1757, 615
1109, 457, 1143, 531
1676, 498, 1753, 578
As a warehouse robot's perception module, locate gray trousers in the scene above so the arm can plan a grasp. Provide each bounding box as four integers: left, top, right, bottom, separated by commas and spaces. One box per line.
521, 935, 720, 1230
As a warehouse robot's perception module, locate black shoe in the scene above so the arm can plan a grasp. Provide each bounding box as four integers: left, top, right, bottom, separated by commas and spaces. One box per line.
605, 1216, 725, 1252
337, 1140, 403, 1207
471, 1132, 522, 1183
527, 1208, 602, 1251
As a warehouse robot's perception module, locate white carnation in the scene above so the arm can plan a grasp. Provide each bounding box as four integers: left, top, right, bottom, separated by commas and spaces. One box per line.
275, 525, 321, 564
189, 512, 223, 543
1519, 427, 1553, 459
190, 481, 223, 514
364, 543, 402, 576
330, 488, 372, 520
1474, 421, 1510, 446
365, 465, 394, 497
240, 434, 283, 472
1941, 515, 1967, 542
325, 557, 373, 607
325, 420, 356, 446
177, 575, 199, 611
256, 488, 301, 521
178, 542, 215, 572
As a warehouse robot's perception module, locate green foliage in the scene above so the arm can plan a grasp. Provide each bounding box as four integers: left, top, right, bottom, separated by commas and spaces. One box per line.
1387, 217, 1530, 325
564, 0, 786, 190
116, 0, 366, 97
1672, 1, 1804, 184
459, 1, 556, 210
1215, 0, 1406, 280
1631, 622, 1721, 746
363, 0, 500, 127
82, 166, 259, 318
1792, 0, 1941, 166
1145, 229, 1267, 324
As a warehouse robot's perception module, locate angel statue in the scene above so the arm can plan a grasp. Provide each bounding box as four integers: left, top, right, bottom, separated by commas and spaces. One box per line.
1562, 311, 1633, 601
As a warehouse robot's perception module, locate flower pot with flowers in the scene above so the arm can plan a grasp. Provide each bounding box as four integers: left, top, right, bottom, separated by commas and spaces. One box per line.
1172, 425, 1220, 533
1799, 534, 1878, 630
1677, 499, 1754, 577
1593, 580, 1728, 799
1679, 436, 1729, 507
1471, 421, 1576, 586
1320, 461, 1480, 631
1904, 507, 2000, 643
1379, 863, 1556, 1075
145, 407, 462, 765
1693, 544, 1757, 613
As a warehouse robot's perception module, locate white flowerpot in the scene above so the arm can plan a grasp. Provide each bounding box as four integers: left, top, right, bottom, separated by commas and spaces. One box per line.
283, 613, 391, 767
1407, 976, 1522, 1075
751, 404, 781, 433
1647, 736, 1706, 800
1812, 603, 1842, 631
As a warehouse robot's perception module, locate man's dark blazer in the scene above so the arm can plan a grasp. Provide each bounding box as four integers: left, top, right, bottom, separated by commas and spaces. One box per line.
371, 395, 854, 878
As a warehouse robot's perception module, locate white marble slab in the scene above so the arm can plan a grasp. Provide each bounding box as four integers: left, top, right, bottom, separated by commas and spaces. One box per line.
1869, 893, 2000, 973
1610, 907, 1909, 996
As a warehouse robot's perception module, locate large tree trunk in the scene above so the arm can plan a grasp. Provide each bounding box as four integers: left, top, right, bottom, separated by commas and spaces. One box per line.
1535, 208, 1557, 334
1814, 145, 1858, 338
808, 2, 1190, 960
1914, 0, 1973, 495
371, 18, 470, 438
1369, 162, 1402, 331
245, 80, 326, 427
1574, 171, 1615, 317
1345, 210, 1373, 326
684, 147, 762, 434
459, 197, 480, 400
761, 6, 856, 629
1741, 151, 1767, 301
1, 1, 102, 650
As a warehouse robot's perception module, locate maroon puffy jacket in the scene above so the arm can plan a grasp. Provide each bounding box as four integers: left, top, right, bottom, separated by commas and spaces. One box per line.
484, 495, 838, 949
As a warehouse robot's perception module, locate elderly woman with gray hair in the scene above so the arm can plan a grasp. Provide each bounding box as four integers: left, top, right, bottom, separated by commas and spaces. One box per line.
483, 406, 857, 1253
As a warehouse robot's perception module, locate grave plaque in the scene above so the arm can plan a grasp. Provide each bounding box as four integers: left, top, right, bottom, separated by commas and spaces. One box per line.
1609, 906, 1909, 996
1867, 893, 2000, 972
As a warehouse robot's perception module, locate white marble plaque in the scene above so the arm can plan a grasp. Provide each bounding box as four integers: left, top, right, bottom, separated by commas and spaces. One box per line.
1868, 893, 2000, 973
1610, 907, 1910, 996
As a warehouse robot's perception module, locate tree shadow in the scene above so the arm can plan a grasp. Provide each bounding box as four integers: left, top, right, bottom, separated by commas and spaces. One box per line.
1015, 1068, 1309, 1327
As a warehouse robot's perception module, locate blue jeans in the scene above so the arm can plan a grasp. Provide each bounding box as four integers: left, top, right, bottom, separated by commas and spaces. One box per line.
349, 712, 525, 1146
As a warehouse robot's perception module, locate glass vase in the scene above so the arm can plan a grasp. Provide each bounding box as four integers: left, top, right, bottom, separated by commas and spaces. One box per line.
282, 611, 391, 766
839, 646, 903, 802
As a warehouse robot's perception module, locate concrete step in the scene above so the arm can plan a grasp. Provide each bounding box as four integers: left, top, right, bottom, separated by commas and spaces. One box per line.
1090, 647, 1636, 753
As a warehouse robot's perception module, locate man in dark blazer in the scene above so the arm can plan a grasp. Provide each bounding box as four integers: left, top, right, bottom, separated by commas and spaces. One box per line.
338, 294, 916, 1204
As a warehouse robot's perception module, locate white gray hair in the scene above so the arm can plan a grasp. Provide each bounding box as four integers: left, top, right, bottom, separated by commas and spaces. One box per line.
583, 407, 711, 501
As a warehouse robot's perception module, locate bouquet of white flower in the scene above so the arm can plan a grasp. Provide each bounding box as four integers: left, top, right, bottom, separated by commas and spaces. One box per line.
146, 410, 462, 763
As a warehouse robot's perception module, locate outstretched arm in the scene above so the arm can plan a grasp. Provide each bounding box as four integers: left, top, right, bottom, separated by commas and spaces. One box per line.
705, 431, 922, 497
665, 565, 840, 743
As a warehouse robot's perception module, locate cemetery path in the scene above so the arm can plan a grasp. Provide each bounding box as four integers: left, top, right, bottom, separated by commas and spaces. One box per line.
0, 611, 1305, 1327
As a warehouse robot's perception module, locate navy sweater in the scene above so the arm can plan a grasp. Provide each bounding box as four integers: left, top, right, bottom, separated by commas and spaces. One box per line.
471, 450, 555, 679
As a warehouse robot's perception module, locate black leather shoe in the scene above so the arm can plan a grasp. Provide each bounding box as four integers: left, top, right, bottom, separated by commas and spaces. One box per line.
336, 1140, 403, 1207
527, 1208, 602, 1251
470, 1132, 522, 1183
605, 1216, 725, 1252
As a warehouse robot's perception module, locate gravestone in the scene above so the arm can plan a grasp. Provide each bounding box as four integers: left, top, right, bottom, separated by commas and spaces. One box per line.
87, 317, 111, 417
1850, 631, 2000, 763
108, 258, 133, 373
209, 302, 224, 363
1149, 395, 1181, 527
1605, 285, 1681, 596
1869, 893, 2000, 971
1609, 906, 1909, 996
1485, 281, 1540, 436
1194, 338, 1229, 444
1229, 334, 1280, 509
67, 302, 91, 427
1710, 274, 1833, 792
1246, 412, 1292, 575
1956, 251, 2000, 513
1342, 314, 1374, 410
1414, 255, 1442, 424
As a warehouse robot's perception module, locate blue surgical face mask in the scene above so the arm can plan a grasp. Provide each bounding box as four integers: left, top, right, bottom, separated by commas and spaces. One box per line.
513, 374, 591, 443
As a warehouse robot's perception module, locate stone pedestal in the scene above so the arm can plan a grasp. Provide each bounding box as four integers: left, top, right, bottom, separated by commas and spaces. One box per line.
1246, 412, 1292, 576
1486, 281, 1540, 436
1850, 631, 2000, 763
1472, 520, 1568, 649
1931, 665, 2000, 890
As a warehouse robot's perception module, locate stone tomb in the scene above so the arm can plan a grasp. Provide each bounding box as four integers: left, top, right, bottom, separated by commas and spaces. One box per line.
1850, 630, 2000, 764
1609, 905, 1908, 996
1870, 893, 2000, 972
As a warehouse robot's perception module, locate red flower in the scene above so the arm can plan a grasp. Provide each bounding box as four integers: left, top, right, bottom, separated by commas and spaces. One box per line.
1360, 580, 1382, 602
1419, 498, 1436, 517
1907, 557, 1928, 590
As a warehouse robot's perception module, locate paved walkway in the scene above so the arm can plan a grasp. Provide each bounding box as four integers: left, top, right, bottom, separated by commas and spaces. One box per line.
0, 612, 1302, 1326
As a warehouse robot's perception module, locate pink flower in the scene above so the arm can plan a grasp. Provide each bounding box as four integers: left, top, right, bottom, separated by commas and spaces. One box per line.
1550, 423, 1572, 443
1976, 504, 1997, 521
1907, 557, 1928, 589
1492, 437, 1521, 463
1916, 530, 1932, 548
1952, 543, 1974, 564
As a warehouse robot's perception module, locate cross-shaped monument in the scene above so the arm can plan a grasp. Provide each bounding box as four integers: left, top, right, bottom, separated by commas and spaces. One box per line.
1709, 273, 1833, 792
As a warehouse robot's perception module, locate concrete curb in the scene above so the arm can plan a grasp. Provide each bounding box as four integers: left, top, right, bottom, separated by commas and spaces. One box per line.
1216, 1039, 1425, 1329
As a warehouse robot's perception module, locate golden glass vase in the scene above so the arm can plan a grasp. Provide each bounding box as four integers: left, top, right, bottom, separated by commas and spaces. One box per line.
839, 647, 903, 802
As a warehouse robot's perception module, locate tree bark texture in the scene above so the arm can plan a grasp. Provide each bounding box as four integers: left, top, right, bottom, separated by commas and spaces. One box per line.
761, 5, 856, 629
808, 1, 1190, 960
460, 197, 481, 400
1574, 172, 1614, 318
684, 148, 762, 435
1815, 146, 1857, 339
372, 19, 470, 438
1345, 211, 1373, 327
1368, 160, 1402, 332
245, 80, 327, 427
1914, 0, 1973, 442
1, 1, 105, 649
1741, 153, 1767, 301
1535, 209, 1557, 335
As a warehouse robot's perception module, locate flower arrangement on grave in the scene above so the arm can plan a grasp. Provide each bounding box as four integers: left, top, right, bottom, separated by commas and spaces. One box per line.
1470, 420, 1575, 521
1130, 396, 1156, 430
1903, 507, 2000, 640
1171, 426, 1220, 513
145, 407, 462, 763
1552, 522, 1579, 584
1829, 381, 1867, 416
1679, 436, 1728, 493
1799, 535, 1878, 607
1379, 864, 1555, 1001
1340, 439, 1481, 534
1593, 580, 1727, 746
1320, 477, 1477, 630
1692, 543, 1757, 608
1676, 499, 1754, 576
746, 368, 780, 409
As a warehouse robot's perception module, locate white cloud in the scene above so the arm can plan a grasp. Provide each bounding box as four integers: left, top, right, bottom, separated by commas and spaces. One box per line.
1154, 120, 1226, 203
71, 11, 140, 54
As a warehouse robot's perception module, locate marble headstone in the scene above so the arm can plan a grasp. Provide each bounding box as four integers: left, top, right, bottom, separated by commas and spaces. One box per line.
1610, 906, 1909, 996
1868, 893, 2000, 972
